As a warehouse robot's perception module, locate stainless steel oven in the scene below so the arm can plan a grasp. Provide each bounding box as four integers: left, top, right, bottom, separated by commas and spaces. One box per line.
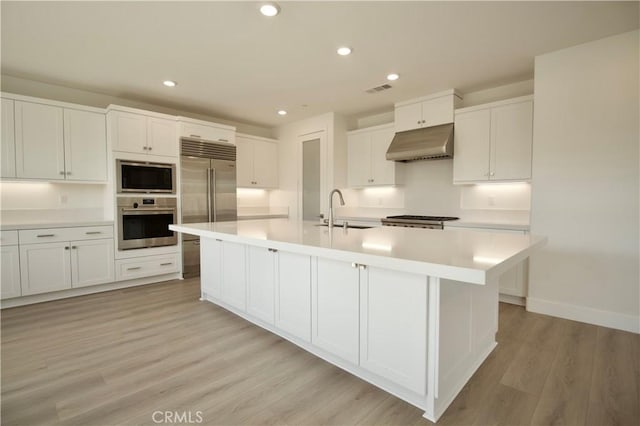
116, 159, 176, 194
117, 197, 177, 250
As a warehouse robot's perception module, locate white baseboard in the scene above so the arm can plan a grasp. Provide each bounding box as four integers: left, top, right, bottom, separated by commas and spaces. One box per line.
527, 297, 640, 334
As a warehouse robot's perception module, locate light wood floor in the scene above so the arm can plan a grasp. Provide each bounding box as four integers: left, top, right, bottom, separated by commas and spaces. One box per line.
1, 279, 638, 426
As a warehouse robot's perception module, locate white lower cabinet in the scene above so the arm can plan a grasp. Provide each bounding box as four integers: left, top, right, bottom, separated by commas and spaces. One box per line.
247, 246, 276, 324
360, 266, 428, 395
71, 239, 114, 288
115, 253, 179, 281
1, 244, 22, 299
20, 241, 72, 295
220, 241, 247, 311
312, 257, 360, 364
275, 251, 312, 342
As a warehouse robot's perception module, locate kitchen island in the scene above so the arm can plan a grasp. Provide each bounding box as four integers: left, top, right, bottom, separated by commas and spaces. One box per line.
170, 219, 546, 422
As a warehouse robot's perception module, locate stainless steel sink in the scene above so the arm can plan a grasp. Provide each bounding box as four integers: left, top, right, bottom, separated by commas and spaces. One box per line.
314, 223, 372, 229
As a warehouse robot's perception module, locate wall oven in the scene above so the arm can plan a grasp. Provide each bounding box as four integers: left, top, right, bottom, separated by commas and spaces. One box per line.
117, 197, 177, 250
116, 159, 176, 194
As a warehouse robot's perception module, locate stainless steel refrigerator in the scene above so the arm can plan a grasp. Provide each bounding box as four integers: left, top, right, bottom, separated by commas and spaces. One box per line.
180, 138, 237, 278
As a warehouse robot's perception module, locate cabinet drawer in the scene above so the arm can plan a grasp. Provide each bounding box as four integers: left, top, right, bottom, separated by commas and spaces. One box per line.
0, 230, 19, 246
181, 123, 235, 144
115, 254, 179, 281
19, 225, 113, 244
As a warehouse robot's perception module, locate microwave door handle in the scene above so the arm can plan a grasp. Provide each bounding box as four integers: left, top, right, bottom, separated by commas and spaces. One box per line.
207, 168, 212, 222
211, 168, 217, 222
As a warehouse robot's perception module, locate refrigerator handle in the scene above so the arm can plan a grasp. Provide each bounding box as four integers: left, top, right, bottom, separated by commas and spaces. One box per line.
206, 168, 212, 222
211, 168, 217, 222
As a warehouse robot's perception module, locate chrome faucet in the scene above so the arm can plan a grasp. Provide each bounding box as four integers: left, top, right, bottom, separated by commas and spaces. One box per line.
328, 189, 345, 228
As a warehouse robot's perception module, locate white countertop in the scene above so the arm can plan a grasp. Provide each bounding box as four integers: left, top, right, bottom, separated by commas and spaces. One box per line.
0, 219, 114, 231
170, 219, 545, 285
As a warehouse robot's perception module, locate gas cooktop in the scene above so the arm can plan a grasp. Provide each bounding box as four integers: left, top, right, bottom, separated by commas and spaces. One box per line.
381, 215, 459, 229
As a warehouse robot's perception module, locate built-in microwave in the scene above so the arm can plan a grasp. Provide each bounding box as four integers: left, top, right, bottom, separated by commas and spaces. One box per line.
116, 159, 176, 194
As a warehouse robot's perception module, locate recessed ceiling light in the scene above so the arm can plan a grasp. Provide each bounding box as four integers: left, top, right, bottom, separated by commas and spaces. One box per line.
163, 80, 177, 87
386, 73, 400, 81
260, 3, 280, 17
277, 110, 287, 116
337, 46, 352, 56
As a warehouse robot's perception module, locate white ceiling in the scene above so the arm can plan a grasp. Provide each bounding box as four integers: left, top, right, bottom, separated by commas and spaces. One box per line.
1, 1, 638, 128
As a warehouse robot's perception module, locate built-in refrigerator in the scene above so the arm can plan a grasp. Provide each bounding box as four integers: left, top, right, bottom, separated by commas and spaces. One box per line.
180, 138, 237, 278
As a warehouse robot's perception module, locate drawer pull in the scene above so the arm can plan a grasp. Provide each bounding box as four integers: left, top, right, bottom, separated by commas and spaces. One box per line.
37, 234, 55, 238
218, 138, 229, 142
268, 248, 278, 253
190, 134, 201, 138
160, 262, 173, 266
71, 246, 77, 249
65, 246, 70, 250
193, 241, 200, 246
127, 266, 141, 271
85, 231, 102, 235
215, 239, 222, 242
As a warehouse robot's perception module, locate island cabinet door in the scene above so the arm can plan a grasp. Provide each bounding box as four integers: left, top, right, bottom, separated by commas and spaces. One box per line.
200, 238, 222, 299
220, 241, 247, 311
359, 266, 428, 396
246, 246, 276, 325
312, 258, 360, 364
275, 251, 312, 342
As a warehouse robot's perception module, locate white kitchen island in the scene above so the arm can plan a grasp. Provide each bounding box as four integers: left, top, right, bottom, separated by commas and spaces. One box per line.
170, 219, 546, 422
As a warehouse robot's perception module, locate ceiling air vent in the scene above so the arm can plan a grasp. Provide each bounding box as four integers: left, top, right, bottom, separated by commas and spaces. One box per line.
365, 84, 392, 94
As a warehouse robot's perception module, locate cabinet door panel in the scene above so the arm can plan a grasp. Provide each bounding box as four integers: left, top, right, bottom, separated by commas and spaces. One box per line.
370, 127, 395, 185
235, 138, 254, 187
247, 246, 275, 324
64, 109, 107, 181
453, 109, 491, 182
71, 239, 114, 288
220, 241, 246, 311
112, 111, 147, 154
313, 258, 359, 364
147, 117, 177, 157
491, 101, 533, 180
347, 132, 371, 187
200, 238, 221, 298
1, 98, 16, 178
253, 140, 278, 188
1, 245, 21, 299
422, 97, 454, 127
20, 242, 71, 295
276, 251, 311, 341
360, 267, 427, 395
15, 101, 64, 179
394, 102, 423, 132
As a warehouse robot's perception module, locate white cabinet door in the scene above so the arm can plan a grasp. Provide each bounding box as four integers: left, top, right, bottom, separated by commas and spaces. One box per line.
276, 251, 311, 342
313, 258, 360, 364
111, 111, 147, 154
220, 241, 246, 311
347, 132, 370, 187
235, 137, 254, 187
370, 127, 395, 185
70, 239, 114, 288
15, 101, 65, 180
360, 266, 428, 395
200, 238, 222, 299
1, 245, 21, 299
63, 109, 107, 181
490, 101, 533, 181
453, 109, 492, 183
422, 97, 454, 127
247, 246, 275, 324
394, 102, 423, 132
1, 98, 16, 178
181, 123, 235, 144
20, 242, 72, 295
253, 140, 278, 188
147, 117, 177, 157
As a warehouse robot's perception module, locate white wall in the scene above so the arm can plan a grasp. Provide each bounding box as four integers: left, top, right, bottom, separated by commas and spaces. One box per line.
1, 74, 274, 138
529, 30, 639, 333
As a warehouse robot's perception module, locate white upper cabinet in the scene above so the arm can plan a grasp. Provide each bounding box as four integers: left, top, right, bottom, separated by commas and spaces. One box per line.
394, 90, 462, 132
347, 124, 398, 187
178, 118, 236, 145
110, 109, 177, 157
236, 134, 278, 188
1, 98, 16, 178
64, 109, 107, 181
15, 101, 65, 180
453, 96, 533, 183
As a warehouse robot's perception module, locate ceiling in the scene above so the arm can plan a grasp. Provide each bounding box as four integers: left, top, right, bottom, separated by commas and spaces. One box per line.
1, 1, 638, 129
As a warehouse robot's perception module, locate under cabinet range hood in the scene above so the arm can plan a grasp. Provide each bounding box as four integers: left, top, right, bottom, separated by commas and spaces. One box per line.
386, 123, 454, 162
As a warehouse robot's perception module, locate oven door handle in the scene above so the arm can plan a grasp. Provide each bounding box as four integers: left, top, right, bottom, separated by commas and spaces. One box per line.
120, 208, 176, 214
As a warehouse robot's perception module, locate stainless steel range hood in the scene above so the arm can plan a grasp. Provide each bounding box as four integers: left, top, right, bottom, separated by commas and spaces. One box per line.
386, 123, 454, 162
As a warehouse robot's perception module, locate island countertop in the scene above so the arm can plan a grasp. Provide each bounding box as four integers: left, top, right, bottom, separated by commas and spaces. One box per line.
170, 219, 546, 284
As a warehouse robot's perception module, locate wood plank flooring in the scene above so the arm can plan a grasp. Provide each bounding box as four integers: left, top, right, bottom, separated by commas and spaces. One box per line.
1, 279, 638, 425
